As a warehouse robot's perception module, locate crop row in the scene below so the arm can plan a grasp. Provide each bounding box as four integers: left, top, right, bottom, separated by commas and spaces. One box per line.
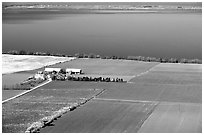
2, 87, 104, 133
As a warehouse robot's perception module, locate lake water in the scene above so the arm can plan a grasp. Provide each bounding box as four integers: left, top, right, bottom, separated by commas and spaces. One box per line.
2, 10, 202, 59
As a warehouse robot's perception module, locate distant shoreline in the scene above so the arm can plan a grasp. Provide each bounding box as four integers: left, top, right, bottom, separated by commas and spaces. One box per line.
3, 2, 202, 14
3, 51, 202, 64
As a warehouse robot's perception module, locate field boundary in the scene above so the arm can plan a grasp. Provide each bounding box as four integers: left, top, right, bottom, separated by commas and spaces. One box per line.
93, 98, 158, 104
2, 79, 52, 104
25, 89, 106, 133
128, 64, 159, 83
136, 64, 158, 77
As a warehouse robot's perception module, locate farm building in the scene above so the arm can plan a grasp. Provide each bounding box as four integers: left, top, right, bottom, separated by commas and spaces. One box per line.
44, 68, 61, 73
34, 73, 45, 80
66, 68, 82, 74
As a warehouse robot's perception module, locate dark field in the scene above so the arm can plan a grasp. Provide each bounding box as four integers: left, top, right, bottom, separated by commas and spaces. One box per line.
2, 73, 33, 87
41, 80, 201, 103
2, 73, 34, 101
41, 100, 157, 133
2, 90, 27, 101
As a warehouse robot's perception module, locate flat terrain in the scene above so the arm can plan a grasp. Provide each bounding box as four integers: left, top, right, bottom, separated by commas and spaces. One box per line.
2, 54, 75, 74
44, 80, 201, 103
2, 73, 34, 101
2, 90, 27, 101
150, 63, 202, 72
41, 61, 201, 133
98, 82, 201, 103
2, 58, 202, 133
2, 83, 103, 133
130, 71, 201, 85
49, 58, 159, 76
41, 100, 157, 133
138, 102, 202, 133
2, 73, 33, 86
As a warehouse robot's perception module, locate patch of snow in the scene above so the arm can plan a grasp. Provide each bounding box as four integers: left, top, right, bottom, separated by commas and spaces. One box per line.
2, 54, 75, 74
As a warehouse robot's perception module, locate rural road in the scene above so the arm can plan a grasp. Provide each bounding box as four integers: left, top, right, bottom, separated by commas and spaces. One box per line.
2, 79, 52, 104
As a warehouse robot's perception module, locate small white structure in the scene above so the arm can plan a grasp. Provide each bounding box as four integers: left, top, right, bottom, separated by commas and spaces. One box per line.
66, 68, 82, 74
34, 74, 45, 80
37, 71, 43, 74
44, 68, 61, 73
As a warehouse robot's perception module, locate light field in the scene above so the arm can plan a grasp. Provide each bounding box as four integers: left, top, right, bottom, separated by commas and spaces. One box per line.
49, 58, 159, 76
138, 102, 202, 133
150, 63, 202, 72
2, 54, 75, 74
135, 63, 201, 132
41, 100, 157, 133
130, 71, 201, 85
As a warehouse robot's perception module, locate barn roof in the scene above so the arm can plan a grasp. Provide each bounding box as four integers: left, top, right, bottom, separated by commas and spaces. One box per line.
66, 68, 82, 72
44, 68, 61, 72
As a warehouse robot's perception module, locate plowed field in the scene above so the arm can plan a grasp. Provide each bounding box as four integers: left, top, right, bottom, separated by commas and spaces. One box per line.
41, 100, 158, 133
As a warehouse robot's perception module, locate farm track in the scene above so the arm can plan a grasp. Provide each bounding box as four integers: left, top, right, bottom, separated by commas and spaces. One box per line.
2, 79, 52, 103
93, 98, 158, 104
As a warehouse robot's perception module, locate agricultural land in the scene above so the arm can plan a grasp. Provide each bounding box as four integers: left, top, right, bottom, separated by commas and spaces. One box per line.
2, 57, 202, 133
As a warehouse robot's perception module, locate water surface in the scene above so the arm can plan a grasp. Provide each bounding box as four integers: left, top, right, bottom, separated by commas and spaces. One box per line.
2, 10, 202, 59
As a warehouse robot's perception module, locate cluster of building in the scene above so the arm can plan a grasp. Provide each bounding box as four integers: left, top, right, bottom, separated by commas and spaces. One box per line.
25, 67, 125, 83
32, 67, 83, 81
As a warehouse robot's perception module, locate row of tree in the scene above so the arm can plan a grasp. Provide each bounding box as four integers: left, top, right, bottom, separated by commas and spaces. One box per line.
68, 76, 125, 82
3, 50, 202, 64
52, 75, 125, 83
3, 50, 71, 57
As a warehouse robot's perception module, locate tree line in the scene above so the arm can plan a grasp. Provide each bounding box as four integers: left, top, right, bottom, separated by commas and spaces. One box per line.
66, 76, 125, 82
3, 50, 202, 64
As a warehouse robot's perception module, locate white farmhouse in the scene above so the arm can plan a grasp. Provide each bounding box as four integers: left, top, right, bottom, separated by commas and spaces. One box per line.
34, 73, 45, 80
44, 68, 61, 73
66, 68, 82, 74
